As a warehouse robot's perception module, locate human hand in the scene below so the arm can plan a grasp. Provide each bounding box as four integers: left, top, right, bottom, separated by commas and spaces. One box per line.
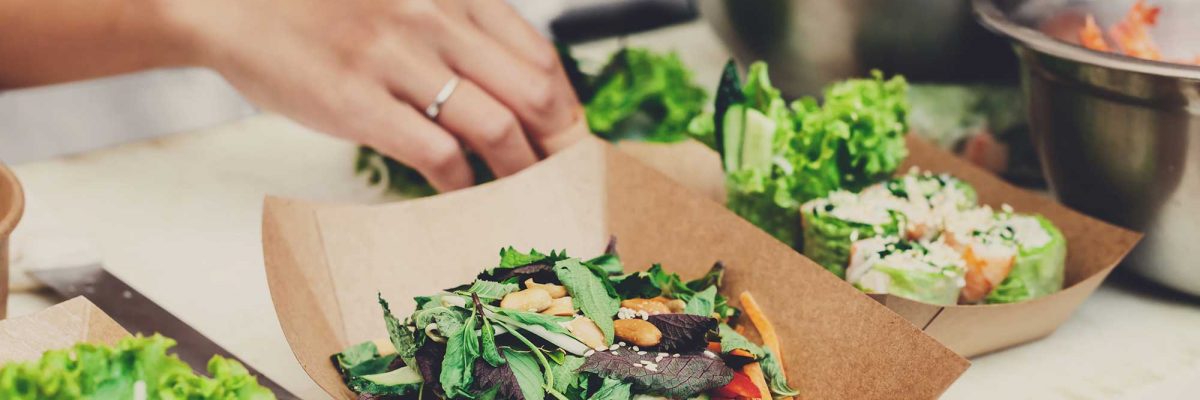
167, 0, 588, 191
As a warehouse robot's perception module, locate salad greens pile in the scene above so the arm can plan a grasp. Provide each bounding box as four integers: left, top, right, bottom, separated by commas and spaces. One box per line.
333, 240, 798, 399
356, 46, 708, 196
691, 61, 910, 248
0, 335, 275, 400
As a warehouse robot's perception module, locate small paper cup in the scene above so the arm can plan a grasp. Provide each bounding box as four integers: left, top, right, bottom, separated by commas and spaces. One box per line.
0, 163, 25, 319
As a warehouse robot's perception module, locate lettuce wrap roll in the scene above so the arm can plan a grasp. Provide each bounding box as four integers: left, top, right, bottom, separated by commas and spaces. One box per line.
801, 190, 908, 278
845, 237, 966, 306
945, 207, 1066, 304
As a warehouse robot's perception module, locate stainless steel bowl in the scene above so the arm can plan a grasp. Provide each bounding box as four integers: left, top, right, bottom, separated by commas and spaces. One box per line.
700, 0, 1017, 96
975, 0, 1200, 295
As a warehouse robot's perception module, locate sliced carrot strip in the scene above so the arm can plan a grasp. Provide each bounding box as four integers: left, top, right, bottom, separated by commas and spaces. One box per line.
740, 292, 783, 367
742, 362, 771, 400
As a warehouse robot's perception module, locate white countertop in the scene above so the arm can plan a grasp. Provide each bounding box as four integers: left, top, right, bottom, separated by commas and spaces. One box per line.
6, 22, 1200, 400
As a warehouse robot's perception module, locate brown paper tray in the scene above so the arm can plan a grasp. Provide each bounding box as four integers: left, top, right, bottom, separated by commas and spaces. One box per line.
262, 137, 970, 400
635, 136, 1143, 358
0, 297, 129, 364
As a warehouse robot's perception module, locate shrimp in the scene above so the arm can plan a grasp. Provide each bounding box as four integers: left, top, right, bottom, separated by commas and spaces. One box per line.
1079, 15, 1111, 52
959, 243, 1016, 303
1111, 0, 1163, 60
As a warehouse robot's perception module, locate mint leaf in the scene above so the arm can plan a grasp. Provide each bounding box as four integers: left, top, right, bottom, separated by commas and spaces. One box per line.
579, 351, 733, 398
586, 254, 624, 276
686, 261, 725, 292
504, 348, 546, 400
555, 259, 619, 343
684, 285, 717, 317
468, 279, 519, 302
550, 356, 586, 394
499, 247, 549, 268
718, 324, 764, 358
480, 315, 505, 368
439, 315, 479, 397
591, 378, 632, 400
332, 341, 396, 381
379, 295, 419, 370
762, 348, 799, 397
646, 314, 717, 354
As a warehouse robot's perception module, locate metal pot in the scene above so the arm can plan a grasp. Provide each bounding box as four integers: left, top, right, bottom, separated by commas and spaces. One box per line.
974, 0, 1200, 295
0, 162, 24, 318
700, 0, 1017, 96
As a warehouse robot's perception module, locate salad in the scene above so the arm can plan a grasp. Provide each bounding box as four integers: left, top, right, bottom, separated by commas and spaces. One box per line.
332, 239, 798, 399
801, 169, 1067, 305
691, 61, 910, 248
0, 335, 275, 399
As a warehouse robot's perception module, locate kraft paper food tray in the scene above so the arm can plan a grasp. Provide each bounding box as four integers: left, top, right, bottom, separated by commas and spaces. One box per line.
0, 297, 129, 364
644, 135, 1143, 358
262, 137, 970, 400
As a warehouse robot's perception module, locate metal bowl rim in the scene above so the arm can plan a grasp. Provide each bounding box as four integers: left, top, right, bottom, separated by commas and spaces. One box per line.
972, 0, 1200, 81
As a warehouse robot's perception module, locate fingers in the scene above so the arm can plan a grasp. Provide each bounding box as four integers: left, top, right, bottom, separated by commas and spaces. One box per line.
352, 86, 475, 192
380, 44, 538, 178
435, 0, 587, 155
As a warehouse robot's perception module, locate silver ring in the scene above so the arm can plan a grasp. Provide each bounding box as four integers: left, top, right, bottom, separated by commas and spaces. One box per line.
424, 76, 460, 120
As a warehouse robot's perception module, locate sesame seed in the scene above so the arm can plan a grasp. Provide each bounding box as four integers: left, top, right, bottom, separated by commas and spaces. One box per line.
645, 365, 659, 372
611, 351, 619, 355
637, 351, 647, 355
631, 346, 640, 351
595, 346, 607, 352
619, 342, 627, 347
609, 344, 619, 351
672, 354, 680, 358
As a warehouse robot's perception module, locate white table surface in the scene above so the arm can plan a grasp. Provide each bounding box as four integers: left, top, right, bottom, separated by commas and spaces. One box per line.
6, 22, 1200, 400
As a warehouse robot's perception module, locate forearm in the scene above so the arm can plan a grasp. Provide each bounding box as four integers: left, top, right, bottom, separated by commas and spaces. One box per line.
0, 0, 198, 88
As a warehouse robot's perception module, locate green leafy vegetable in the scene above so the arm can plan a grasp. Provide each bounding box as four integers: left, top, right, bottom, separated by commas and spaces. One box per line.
684, 285, 718, 317
467, 279, 520, 302
555, 259, 620, 343
591, 378, 633, 400
379, 295, 420, 370
440, 313, 480, 398
718, 324, 765, 358
761, 348, 799, 398
0, 335, 274, 400
706, 61, 910, 248
504, 349, 547, 400
549, 356, 586, 395
332, 341, 396, 381
584, 48, 708, 143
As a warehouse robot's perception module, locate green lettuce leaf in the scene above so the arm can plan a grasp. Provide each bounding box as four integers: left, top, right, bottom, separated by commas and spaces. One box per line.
332, 341, 396, 382
717, 323, 764, 358
504, 349, 546, 400
0, 335, 274, 400
684, 285, 717, 317
467, 279, 520, 302
584, 48, 708, 143
440, 314, 480, 397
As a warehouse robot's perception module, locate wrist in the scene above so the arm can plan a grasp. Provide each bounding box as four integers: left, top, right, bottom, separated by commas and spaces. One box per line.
134, 0, 226, 69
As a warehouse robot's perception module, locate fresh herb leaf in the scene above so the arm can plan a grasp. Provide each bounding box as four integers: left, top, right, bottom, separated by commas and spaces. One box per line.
555, 259, 620, 343
414, 306, 467, 343
379, 295, 420, 369
474, 355, 524, 400
549, 356, 586, 394
477, 299, 506, 368
590, 378, 632, 400
579, 350, 733, 398
439, 314, 479, 397
646, 314, 718, 354
492, 309, 573, 336
586, 254, 624, 277
584, 48, 708, 143
718, 324, 765, 358
504, 349, 547, 400
331, 341, 397, 382
761, 348, 800, 397
468, 280, 519, 302
686, 261, 725, 292
684, 285, 718, 317
500, 247, 550, 268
